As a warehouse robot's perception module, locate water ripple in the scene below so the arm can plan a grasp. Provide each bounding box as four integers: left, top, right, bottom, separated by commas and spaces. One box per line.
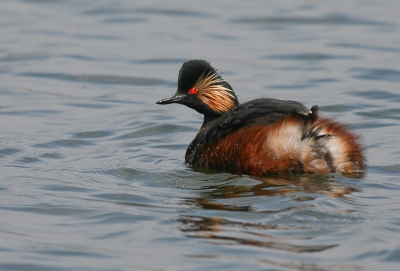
0, 52, 49, 62
232, 14, 392, 26
355, 108, 400, 120
268, 53, 358, 61
135, 58, 189, 64
345, 90, 400, 101
62, 103, 113, 109
93, 193, 158, 206
102, 167, 153, 182
0, 263, 68, 271
39, 152, 63, 159
33, 139, 94, 149
115, 124, 192, 139
0, 109, 62, 116
73, 130, 114, 139
0, 148, 21, 157
350, 68, 400, 82
16, 157, 43, 164
103, 17, 146, 24
38, 249, 112, 259
19, 73, 166, 86
86, 212, 155, 224
329, 42, 400, 52
134, 8, 212, 18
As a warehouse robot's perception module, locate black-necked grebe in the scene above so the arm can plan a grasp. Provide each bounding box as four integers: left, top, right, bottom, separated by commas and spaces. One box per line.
156, 60, 365, 175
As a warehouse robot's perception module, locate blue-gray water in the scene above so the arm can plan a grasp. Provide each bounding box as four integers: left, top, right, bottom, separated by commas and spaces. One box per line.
1, 1, 400, 270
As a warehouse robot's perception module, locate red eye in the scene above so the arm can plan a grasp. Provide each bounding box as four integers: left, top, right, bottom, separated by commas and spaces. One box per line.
188, 88, 197, 94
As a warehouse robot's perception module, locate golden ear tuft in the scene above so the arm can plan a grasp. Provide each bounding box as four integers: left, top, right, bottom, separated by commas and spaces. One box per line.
193, 72, 236, 114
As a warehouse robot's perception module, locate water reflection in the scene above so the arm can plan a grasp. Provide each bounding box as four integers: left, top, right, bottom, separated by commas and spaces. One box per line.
188, 173, 361, 207
178, 173, 361, 253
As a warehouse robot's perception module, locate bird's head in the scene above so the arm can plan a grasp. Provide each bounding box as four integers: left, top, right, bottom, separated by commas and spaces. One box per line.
156, 60, 239, 120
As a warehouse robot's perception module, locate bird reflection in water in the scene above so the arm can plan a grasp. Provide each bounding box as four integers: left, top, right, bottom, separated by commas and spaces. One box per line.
178, 173, 362, 254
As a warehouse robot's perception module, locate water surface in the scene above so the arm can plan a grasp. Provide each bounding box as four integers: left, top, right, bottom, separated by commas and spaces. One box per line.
1, 1, 400, 270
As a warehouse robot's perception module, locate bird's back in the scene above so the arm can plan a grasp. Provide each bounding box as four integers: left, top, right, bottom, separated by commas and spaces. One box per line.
185, 100, 364, 175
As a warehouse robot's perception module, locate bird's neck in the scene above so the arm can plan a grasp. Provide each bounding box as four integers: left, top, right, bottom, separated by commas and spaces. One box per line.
199, 96, 240, 130
201, 114, 221, 128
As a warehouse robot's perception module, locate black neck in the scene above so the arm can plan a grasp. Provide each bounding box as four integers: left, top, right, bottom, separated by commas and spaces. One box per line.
201, 114, 222, 128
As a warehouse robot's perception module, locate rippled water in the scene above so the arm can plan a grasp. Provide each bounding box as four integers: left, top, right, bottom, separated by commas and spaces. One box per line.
1, 1, 400, 270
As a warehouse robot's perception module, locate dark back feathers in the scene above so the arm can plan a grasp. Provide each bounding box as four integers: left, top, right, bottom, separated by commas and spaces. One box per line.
197, 98, 311, 143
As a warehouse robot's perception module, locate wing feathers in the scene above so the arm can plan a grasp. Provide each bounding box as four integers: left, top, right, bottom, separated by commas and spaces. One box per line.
186, 98, 312, 161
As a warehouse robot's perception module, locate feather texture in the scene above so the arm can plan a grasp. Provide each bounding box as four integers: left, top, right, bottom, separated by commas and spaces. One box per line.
194, 72, 236, 114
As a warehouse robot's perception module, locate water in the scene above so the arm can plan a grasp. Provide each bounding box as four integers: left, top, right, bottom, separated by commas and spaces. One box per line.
1, 0, 400, 270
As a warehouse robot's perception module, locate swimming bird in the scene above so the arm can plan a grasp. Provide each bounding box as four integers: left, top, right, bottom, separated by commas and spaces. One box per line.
156, 60, 365, 175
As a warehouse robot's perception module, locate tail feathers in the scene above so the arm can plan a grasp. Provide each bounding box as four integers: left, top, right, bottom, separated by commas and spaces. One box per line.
305, 115, 365, 174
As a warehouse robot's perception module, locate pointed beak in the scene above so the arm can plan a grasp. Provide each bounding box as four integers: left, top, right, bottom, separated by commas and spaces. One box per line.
156, 93, 186, 105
